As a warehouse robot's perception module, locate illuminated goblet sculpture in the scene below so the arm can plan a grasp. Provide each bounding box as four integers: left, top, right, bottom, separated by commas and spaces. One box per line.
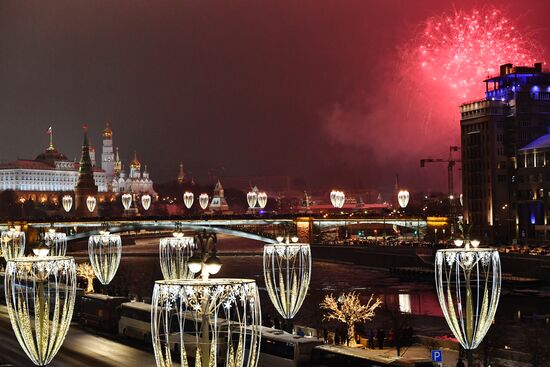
435, 240, 501, 366
88, 232, 122, 285
183, 191, 194, 209
44, 230, 67, 256
141, 194, 152, 211
199, 193, 209, 210
1, 227, 25, 260
257, 192, 268, 209
152, 278, 261, 367
86, 196, 96, 212
62, 195, 73, 212
247, 190, 258, 208
121, 193, 133, 210
330, 190, 345, 208
263, 239, 311, 324
159, 235, 195, 280
398, 190, 410, 208
5, 256, 76, 366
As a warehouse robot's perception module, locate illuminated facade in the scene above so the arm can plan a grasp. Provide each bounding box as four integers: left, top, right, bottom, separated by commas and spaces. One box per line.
111, 151, 155, 195
461, 63, 550, 244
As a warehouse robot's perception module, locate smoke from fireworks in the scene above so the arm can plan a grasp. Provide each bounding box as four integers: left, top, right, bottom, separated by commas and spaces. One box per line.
408, 7, 542, 102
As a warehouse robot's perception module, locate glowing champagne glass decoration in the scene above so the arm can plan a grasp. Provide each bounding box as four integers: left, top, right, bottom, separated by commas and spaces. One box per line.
398, 190, 410, 208
5, 256, 76, 366
62, 195, 73, 212
263, 238, 311, 322
330, 190, 345, 208
88, 232, 122, 285
152, 278, 261, 367
1, 226, 25, 260
257, 192, 268, 209
199, 193, 209, 210
183, 191, 194, 209
86, 196, 96, 212
435, 239, 501, 366
44, 228, 67, 257
159, 234, 195, 280
141, 194, 151, 210
121, 193, 133, 210
247, 190, 258, 208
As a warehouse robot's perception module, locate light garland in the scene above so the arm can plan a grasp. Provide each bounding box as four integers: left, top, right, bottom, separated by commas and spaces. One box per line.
151, 278, 261, 367
263, 241, 311, 319
5, 256, 76, 366
88, 233, 122, 285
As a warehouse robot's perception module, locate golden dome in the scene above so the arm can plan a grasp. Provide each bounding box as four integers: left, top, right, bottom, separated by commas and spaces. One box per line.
130, 151, 141, 169
102, 122, 113, 139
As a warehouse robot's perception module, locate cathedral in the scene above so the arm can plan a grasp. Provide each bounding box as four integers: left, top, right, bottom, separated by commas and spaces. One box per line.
0, 124, 155, 203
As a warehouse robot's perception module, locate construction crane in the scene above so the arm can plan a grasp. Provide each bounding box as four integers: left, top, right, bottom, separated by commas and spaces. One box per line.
420, 146, 461, 198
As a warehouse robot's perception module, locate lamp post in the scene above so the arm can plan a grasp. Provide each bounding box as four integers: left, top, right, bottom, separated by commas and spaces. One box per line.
187, 230, 221, 280
435, 239, 501, 366
263, 236, 311, 333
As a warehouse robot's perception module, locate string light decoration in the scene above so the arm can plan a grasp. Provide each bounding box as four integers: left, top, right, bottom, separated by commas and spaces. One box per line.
121, 193, 133, 210
199, 193, 209, 210
5, 256, 76, 366
62, 195, 73, 212
263, 239, 311, 320
183, 191, 194, 209
86, 196, 96, 212
1, 226, 25, 260
159, 234, 196, 280
88, 232, 122, 285
247, 190, 258, 208
151, 278, 261, 367
330, 190, 345, 208
141, 194, 152, 211
257, 192, 268, 209
435, 239, 501, 365
398, 190, 410, 208
44, 228, 67, 257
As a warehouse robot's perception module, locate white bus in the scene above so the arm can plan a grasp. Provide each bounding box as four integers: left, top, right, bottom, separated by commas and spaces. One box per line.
118, 302, 152, 343
259, 327, 323, 367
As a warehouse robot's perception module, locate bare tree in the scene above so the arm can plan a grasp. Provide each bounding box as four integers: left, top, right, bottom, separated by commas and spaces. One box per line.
320, 292, 382, 346
76, 262, 96, 294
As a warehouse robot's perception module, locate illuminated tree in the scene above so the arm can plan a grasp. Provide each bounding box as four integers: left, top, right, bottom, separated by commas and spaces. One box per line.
321, 292, 382, 346
77, 262, 96, 293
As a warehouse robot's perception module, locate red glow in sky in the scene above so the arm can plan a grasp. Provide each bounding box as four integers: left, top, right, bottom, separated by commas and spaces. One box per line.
411, 7, 542, 102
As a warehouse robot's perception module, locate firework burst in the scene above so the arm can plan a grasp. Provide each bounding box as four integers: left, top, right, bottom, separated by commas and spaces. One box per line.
409, 7, 543, 102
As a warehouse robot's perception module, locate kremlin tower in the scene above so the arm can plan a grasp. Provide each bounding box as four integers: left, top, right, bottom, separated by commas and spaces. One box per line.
101, 123, 115, 188
177, 162, 186, 184
74, 126, 98, 217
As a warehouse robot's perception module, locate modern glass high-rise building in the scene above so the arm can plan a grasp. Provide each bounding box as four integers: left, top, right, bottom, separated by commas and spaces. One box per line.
461, 63, 550, 244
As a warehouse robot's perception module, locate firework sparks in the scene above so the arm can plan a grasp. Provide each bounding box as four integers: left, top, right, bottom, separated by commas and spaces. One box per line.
411, 8, 542, 102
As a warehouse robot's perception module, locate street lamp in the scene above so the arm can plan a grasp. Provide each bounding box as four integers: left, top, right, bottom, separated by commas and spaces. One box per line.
398, 190, 410, 209
141, 194, 152, 211
86, 195, 96, 212
183, 191, 194, 209
435, 239, 501, 366
88, 230, 122, 285
159, 229, 196, 280
187, 231, 222, 280
62, 195, 73, 212
1, 226, 25, 260
5, 256, 76, 366
263, 237, 311, 331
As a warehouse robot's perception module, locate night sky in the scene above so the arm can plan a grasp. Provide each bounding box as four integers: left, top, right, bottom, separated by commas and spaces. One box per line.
1, 1, 550, 193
